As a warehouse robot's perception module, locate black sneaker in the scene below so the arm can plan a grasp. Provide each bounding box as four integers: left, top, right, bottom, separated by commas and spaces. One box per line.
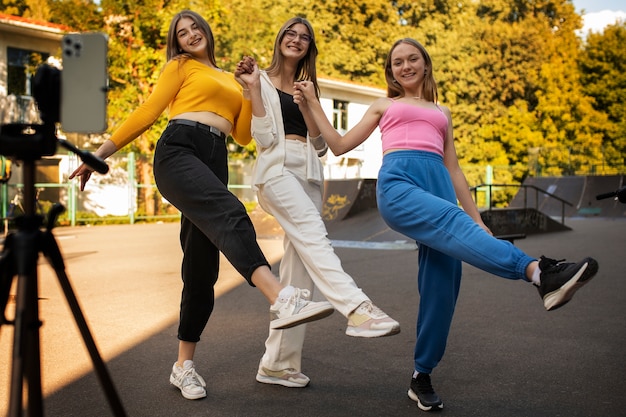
536, 256, 598, 311
408, 373, 443, 412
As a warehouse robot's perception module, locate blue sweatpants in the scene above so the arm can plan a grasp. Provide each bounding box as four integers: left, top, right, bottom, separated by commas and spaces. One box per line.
376, 151, 534, 374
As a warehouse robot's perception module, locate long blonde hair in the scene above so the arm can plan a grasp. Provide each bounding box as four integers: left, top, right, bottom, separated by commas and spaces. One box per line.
384, 38, 438, 103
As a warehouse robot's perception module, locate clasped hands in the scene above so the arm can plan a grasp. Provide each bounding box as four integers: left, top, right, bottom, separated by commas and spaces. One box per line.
235, 56, 317, 106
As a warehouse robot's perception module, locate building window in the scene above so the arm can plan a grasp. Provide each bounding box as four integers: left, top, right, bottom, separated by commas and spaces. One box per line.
7, 47, 48, 96
332, 99, 348, 134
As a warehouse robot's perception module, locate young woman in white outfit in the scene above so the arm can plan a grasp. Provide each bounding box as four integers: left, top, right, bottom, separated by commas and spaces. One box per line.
235, 17, 400, 388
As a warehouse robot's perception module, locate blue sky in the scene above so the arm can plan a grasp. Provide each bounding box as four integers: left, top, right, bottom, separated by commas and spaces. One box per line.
572, 0, 625, 34
573, 0, 625, 13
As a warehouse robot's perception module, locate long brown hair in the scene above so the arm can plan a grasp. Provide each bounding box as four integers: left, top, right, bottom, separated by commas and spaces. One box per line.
166, 10, 217, 67
266, 17, 320, 98
384, 38, 438, 103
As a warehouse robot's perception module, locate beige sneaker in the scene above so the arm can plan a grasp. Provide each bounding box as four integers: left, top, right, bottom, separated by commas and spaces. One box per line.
256, 367, 310, 388
346, 300, 400, 337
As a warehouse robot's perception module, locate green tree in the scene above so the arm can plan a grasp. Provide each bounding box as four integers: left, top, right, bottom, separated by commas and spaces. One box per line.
0, 0, 27, 15
215, 0, 292, 70
529, 2, 606, 175
429, 0, 604, 179
579, 22, 626, 171
1, 0, 52, 20
306, 0, 405, 86
25, 0, 50, 20
48, 0, 102, 32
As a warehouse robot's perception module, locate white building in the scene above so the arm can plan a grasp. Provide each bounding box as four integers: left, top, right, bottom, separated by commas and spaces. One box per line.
318, 78, 385, 180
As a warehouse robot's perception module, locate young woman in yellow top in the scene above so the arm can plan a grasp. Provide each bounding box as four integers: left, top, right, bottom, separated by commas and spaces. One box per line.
69, 10, 333, 401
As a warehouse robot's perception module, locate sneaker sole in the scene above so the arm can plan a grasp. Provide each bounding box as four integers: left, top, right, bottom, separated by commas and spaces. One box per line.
256, 373, 310, 388
270, 303, 335, 330
408, 388, 444, 411
169, 375, 207, 400
544, 259, 598, 311
345, 324, 401, 338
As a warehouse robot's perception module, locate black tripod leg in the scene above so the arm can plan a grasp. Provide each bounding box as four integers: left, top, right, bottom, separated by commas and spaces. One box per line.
7, 227, 44, 417
0, 234, 16, 326
41, 230, 127, 417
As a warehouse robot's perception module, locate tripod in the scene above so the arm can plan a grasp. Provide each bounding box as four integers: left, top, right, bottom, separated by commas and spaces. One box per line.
0, 122, 126, 416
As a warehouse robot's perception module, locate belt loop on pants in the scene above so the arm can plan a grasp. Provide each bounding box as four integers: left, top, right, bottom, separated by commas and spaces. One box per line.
167, 119, 226, 140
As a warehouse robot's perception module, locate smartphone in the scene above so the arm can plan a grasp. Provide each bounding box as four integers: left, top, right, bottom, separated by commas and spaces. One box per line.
60, 33, 108, 133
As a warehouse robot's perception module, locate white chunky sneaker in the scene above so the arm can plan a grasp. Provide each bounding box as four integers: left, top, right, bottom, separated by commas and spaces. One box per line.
169, 360, 207, 400
270, 288, 334, 330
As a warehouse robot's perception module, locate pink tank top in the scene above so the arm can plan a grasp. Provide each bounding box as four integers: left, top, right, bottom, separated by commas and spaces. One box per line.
379, 100, 448, 156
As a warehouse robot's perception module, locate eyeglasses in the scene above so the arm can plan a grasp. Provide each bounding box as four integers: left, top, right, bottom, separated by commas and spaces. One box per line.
284, 29, 312, 44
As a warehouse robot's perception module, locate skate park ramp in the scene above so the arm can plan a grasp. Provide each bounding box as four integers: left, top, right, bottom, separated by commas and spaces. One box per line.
322, 179, 417, 250
511, 175, 625, 218
322, 178, 377, 224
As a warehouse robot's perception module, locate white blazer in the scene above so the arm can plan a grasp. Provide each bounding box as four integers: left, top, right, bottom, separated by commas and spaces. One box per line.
251, 71, 327, 190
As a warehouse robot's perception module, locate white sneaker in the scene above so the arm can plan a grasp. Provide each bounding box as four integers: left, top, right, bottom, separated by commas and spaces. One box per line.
256, 367, 310, 388
345, 300, 400, 338
270, 288, 334, 330
169, 360, 207, 400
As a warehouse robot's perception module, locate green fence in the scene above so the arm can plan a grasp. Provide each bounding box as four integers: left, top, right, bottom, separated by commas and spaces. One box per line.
1, 151, 623, 232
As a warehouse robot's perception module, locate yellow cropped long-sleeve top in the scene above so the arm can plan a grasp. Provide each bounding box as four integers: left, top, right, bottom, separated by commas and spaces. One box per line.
108, 57, 253, 148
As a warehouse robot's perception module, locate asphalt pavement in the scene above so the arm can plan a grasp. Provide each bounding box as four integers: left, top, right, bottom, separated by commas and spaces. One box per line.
0, 212, 624, 417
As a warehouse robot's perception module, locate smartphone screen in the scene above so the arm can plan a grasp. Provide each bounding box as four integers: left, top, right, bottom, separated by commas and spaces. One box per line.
60, 33, 108, 133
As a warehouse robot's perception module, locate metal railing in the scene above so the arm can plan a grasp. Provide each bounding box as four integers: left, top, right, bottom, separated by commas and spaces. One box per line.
470, 183, 573, 225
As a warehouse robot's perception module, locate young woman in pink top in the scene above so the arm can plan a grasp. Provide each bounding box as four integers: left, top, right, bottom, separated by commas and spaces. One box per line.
295, 38, 598, 412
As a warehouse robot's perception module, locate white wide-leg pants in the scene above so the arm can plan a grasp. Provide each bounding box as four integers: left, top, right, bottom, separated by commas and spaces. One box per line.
257, 140, 369, 372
